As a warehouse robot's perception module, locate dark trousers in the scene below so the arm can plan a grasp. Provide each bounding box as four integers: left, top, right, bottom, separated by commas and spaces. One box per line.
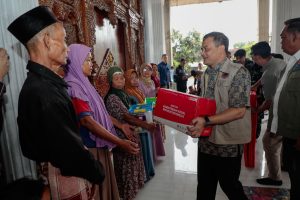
282, 138, 300, 200
197, 151, 248, 200
160, 84, 169, 89
176, 85, 186, 93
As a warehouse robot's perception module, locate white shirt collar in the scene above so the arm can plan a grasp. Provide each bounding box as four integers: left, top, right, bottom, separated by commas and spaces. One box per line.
293, 49, 300, 61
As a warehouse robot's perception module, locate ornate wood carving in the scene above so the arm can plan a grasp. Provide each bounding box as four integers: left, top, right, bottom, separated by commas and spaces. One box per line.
39, 0, 85, 45
39, 0, 145, 94
94, 49, 115, 97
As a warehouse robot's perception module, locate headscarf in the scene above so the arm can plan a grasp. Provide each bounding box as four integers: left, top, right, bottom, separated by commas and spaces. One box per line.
140, 63, 153, 86
124, 69, 145, 104
64, 44, 116, 149
105, 66, 131, 109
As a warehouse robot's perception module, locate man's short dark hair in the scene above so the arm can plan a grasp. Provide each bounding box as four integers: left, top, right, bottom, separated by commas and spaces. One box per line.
234, 49, 246, 58
191, 69, 197, 77
284, 17, 300, 34
203, 32, 229, 53
180, 58, 185, 62
251, 41, 271, 58
162, 54, 167, 57
271, 53, 284, 60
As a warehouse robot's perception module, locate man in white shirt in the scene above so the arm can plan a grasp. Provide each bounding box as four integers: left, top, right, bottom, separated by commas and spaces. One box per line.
271, 17, 300, 200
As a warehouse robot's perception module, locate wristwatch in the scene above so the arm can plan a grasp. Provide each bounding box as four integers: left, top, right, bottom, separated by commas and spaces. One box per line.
204, 116, 211, 126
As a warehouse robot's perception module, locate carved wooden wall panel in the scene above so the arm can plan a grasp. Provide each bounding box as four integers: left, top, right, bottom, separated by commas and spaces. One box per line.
39, 0, 85, 45
39, 0, 145, 95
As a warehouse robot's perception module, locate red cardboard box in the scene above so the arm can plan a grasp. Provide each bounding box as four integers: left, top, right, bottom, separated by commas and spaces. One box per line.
153, 88, 216, 136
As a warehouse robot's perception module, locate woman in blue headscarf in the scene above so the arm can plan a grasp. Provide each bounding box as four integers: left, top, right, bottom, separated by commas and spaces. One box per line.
64, 44, 139, 200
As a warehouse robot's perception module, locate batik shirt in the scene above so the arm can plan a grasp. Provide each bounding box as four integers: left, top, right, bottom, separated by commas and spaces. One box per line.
199, 61, 251, 157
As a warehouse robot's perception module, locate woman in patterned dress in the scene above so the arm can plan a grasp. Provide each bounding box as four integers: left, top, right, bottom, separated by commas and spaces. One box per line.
124, 69, 155, 181
105, 66, 154, 200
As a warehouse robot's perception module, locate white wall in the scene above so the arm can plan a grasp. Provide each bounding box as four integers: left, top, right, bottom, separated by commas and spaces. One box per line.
271, 0, 300, 57
0, 0, 38, 183
142, 0, 166, 64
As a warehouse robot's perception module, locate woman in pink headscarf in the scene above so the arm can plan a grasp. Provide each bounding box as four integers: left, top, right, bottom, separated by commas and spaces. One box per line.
64, 44, 139, 200
139, 63, 166, 161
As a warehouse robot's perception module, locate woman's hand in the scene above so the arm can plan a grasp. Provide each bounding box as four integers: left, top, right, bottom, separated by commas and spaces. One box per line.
119, 139, 140, 154
121, 123, 135, 140
146, 122, 156, 132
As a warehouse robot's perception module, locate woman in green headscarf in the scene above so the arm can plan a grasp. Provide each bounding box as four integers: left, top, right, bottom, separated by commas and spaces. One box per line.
105, 66, 154, 200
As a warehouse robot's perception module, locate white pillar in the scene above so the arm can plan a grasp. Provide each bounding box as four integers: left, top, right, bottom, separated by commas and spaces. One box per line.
258, 0, 270, 42
164, 0, 172, 65
142, 0, 166, 64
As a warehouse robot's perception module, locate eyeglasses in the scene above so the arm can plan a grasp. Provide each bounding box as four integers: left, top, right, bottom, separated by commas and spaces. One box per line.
200, 47, 210, 53
143, 67, 152, 72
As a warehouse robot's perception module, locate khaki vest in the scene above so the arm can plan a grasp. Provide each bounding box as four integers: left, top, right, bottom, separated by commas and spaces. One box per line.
202, 59, 251, 145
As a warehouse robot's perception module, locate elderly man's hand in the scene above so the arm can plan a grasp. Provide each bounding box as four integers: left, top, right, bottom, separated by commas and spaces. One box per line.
187, 117, 206, 138
0, 48, 9, 81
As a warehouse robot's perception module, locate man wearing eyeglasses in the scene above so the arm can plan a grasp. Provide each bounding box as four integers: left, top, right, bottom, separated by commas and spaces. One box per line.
271, 18, 300, 200
188, 32, 251, 200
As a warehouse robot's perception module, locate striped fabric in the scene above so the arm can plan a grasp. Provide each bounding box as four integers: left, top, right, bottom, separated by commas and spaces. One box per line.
46, 163, 94, 200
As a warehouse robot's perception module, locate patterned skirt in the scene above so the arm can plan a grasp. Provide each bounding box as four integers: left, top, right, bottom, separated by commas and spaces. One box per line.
112, 137, 145, 200
46, 163, 94, 200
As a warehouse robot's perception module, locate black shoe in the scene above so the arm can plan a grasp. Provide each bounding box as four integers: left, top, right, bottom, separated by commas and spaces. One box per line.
256, 177, 282, 186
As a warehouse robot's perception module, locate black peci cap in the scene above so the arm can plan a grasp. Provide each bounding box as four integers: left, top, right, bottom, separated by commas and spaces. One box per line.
7, 6, 58, 46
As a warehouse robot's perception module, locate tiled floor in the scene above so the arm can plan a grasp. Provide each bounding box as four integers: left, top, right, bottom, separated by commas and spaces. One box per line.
135, 116, 290, 200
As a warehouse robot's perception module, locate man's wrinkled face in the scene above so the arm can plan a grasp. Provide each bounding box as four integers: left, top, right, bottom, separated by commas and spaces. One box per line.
280, 26, 299, 55
48, 23, 69, 66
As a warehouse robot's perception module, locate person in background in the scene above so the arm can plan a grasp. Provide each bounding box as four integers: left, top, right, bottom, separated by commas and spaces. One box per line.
188, 85, 197, 95
235, 48, 264, 139
175, 58, 189, 93
170, 66, 174, 83
198, 62, 203, 71
139, 64, 166, 161
105, 66, 154, 200
150, 63, 160, 91
271, 17, 300, 200
188, 32, 251, 200
7, 6, 104, 199
65, 44, 140, 200
0, 48, 9, 135
139, 63, 156, 97
0, 48, 10, 187
227, 51, 232, 60
191, 69, 202, 96
124, 69, 155, 181
125, 69, 146, 104
250, 41, 286, 186
157, 54, 171, 88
